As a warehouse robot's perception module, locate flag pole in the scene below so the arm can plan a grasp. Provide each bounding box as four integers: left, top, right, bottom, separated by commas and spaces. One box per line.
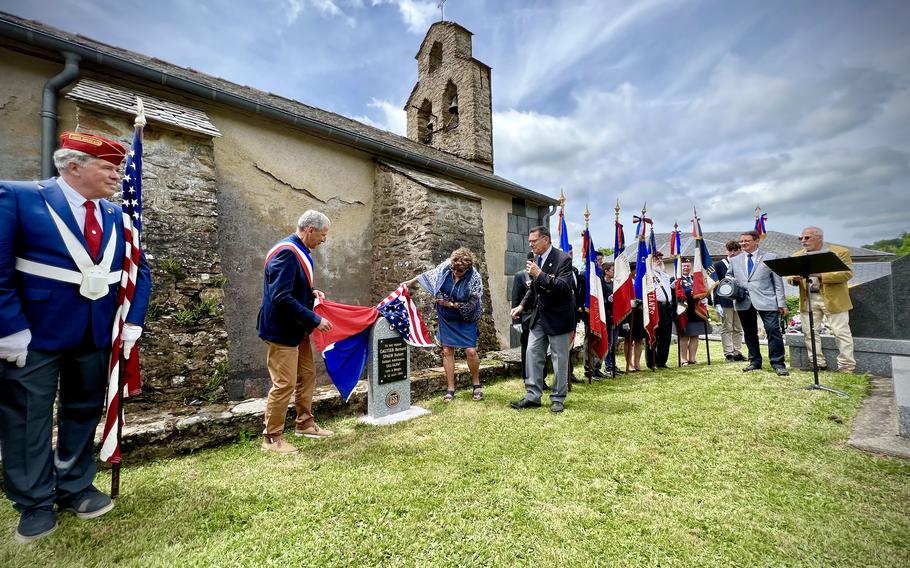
559, 191, 573, 393
612, 200, 620, 378
111, 98, 146, 499
642, 204, 657, 373
673, 222, 682, 368
692, 208, 712, 367
584, 206, 592, 384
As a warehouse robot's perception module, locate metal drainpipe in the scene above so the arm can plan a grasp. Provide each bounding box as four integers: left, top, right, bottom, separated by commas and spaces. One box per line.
40, 51, 81, 178
542, 204, 557, 227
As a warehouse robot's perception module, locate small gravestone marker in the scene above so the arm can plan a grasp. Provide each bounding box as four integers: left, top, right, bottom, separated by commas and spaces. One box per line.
359, 316, 430, 426
893, 357, 910, 438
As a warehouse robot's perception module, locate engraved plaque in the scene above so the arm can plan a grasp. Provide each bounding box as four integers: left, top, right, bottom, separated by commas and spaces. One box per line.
377, 337, 408, 385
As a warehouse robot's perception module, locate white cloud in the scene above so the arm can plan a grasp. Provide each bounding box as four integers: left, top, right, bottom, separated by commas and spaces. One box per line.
283, 0, 358, 27
312, 0, 357, 27
284, 0, 304, 24
372, 0, 438, 34
351, 98, 407, 135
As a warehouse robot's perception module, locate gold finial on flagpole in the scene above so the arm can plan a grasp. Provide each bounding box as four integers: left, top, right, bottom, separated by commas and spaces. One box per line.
559, 189, 566, 208
614, 198, 620, 220
584, 205, 590, 228
641, 202, 647, 215
754, 204, 762, 218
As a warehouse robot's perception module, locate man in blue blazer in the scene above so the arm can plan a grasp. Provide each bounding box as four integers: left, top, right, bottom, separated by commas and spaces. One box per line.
727, 230, 789, 376
258, 210, 334, 455
509, 225, 577, 413
0, 131, 151, 543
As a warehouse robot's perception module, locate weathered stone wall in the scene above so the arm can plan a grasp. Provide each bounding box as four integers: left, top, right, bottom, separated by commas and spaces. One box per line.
67, 105, 228, 404
0, 46, 59, 179
208, 108, 376, 399
370, 163, 498, 369
405, 23, 493, 171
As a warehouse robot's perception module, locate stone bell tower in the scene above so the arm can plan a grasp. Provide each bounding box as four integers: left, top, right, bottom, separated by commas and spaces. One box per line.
405, 22, 493, 172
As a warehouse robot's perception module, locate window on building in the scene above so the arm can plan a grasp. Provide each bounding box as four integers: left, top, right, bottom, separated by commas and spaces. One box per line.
443, 80, 459, 130
418, 99, 434, 144
428, 41, 442, 73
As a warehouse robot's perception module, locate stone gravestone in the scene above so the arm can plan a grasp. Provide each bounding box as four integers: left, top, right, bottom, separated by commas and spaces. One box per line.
359, 316, 430, 426
893, 357, 910, 438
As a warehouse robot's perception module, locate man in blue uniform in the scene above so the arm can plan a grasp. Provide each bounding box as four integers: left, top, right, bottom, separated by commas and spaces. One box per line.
258, 210, 334, 455
0, 131, 152, 543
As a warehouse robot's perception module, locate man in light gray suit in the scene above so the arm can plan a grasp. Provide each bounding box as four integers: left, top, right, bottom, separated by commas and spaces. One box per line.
727, 230, 790, 376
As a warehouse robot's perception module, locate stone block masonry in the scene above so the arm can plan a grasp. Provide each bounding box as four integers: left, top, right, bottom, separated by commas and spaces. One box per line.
370, 162, 498, 370
76, 106, 229, 404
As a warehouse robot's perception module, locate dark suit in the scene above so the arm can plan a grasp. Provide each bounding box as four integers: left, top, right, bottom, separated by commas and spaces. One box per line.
511, 270, 532, 382
0, 178, 151, 514
520, 247, 576, 403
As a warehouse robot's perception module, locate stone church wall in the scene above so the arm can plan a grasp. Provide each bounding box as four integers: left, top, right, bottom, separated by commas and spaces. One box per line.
208, 108, 376, 399
62, 104, 229, 404
370, 163, 498, 369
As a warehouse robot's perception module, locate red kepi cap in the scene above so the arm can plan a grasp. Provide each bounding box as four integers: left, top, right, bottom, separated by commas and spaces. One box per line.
60, 131, 127, 165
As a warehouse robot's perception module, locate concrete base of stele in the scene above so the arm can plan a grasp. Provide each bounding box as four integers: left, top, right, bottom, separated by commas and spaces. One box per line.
786, 334, 910, 377
358, 406, 431, 426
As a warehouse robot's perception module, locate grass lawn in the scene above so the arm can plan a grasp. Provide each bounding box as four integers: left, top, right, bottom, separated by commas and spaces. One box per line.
2, 346, 909, 567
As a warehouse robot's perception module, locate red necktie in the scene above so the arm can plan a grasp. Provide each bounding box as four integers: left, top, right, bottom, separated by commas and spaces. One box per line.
84, 201, 102, 261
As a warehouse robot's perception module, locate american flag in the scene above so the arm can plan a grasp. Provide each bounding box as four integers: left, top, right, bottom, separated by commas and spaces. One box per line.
377, 284, 434, 347
99, 122, 144, 464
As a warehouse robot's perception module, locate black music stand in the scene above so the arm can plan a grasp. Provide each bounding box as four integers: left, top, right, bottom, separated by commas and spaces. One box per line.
764, 252, 849, 396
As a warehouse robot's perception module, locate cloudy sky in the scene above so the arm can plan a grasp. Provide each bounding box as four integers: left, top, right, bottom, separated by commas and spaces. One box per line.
5, 0, 908, 248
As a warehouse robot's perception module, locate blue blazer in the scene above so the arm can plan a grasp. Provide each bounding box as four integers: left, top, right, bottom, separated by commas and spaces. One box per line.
257, 234, 322, 346
0, 179, 152, 351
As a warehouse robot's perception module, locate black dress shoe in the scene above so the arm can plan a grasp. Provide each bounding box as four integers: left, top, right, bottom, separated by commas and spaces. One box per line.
742, 364, 762, 372
733, 353, 746, 362
551, 401, 564, 413
725, 354, 734, 362
656, 364, 668, 369
593, 369, 606, 378
510, 398, 541, 409
774, 367, 790, 376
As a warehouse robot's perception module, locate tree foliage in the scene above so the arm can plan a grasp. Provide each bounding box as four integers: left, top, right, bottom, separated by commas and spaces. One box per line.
862, 231, 910, 258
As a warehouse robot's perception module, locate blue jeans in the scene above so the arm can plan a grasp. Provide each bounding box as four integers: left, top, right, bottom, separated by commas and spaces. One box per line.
738, 306, 786, 369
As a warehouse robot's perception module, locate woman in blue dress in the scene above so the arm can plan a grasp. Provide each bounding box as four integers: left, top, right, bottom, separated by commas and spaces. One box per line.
403, 247, 484, 402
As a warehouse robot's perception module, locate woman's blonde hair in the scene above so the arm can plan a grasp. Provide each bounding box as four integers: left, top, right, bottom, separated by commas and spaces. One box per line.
449, 247, 475, 270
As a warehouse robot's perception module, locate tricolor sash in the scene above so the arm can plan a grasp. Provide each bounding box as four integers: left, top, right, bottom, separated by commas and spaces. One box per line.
265, 239, 314, 286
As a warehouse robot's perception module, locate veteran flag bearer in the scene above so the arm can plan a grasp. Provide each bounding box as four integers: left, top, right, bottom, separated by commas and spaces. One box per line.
0, 131, 152, 543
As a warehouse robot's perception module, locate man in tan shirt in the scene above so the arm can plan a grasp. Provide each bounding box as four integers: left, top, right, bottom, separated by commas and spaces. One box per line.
788, 226, 855, 372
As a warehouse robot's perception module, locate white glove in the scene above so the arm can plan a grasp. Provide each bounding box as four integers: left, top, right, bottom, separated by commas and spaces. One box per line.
0, 329, 31, 368
121, 324, 143, 359
715, 305, 725, 318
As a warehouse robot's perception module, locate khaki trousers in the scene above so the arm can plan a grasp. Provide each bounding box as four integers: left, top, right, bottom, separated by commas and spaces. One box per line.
720, 307, 743, 356
263, 339, 316, 436
801, 292, 855, 371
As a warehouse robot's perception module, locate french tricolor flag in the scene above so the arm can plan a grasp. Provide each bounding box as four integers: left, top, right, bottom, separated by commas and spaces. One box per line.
612, 217, 634, 327
584, 229, 609, 359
